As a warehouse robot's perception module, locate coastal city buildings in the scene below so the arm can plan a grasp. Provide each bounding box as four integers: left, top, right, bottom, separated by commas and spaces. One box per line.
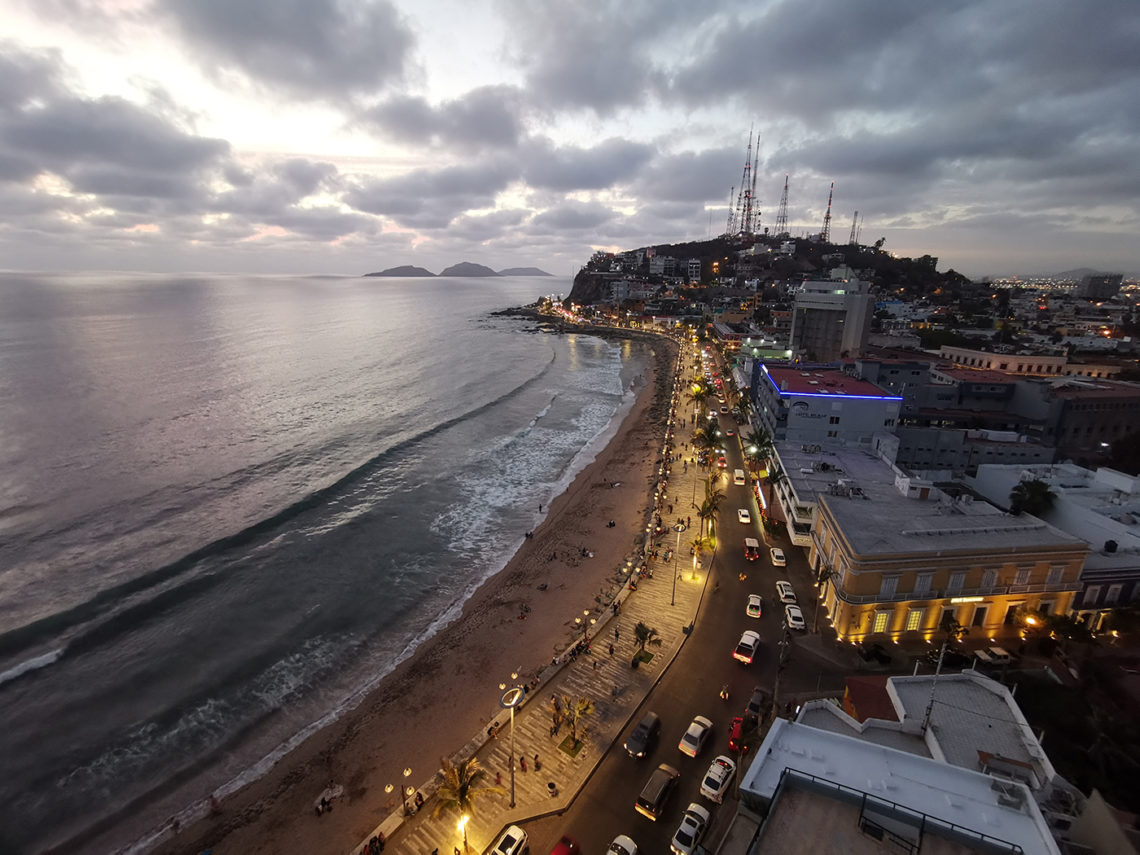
788, 272, 874, 362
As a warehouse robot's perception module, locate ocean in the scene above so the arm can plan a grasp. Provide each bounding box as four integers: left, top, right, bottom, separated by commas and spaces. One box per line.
0, 271, 651, 854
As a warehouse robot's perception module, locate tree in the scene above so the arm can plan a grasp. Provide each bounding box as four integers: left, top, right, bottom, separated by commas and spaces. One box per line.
743, 428, 774, 472
557, 693, 595, 746
634, 621, 663, 654
1008, 478, 1056, 516
697, 482, 725, 538
432, 756, 504, 819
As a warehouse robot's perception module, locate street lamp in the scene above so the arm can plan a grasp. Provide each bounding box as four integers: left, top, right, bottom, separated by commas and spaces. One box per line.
670, 522, 686, 605
498, 674, 524, 808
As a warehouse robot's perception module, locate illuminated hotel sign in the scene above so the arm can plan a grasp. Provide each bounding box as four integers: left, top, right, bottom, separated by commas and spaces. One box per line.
950, 596, 984, 604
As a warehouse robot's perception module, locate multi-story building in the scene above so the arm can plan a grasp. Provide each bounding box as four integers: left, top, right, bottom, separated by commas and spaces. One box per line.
968, 462, 1140, 627
1078, 273, 1124, 300
686, 257, 701, 283
750, 364, 902, 447
788, 276, 874, 362
808, 464, 1087, 642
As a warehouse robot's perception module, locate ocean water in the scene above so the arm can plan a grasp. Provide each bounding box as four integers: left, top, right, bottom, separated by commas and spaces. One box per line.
0, 271, 651, 854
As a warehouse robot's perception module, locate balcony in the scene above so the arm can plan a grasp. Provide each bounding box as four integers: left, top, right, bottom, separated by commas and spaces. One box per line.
834, 581, 1083, 606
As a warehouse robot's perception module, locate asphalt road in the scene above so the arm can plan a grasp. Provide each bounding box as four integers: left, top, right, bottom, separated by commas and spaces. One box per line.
522, 368, 851, 854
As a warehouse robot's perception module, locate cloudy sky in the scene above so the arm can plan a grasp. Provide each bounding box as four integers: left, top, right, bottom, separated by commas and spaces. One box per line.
2, 0, 1138, 278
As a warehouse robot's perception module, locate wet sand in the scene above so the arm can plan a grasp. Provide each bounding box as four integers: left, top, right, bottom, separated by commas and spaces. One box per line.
127, 329, 680, 855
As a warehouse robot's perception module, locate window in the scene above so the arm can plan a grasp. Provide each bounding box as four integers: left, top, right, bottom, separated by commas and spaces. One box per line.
829, 416, 840, 424
1083, 585, 1101, 606
1038, 600, 1054, 615
982, 569, 998, 589
905, 608, 924, 632
879, 576, 899, 598
873, 611, 891, 634
827, 430, 838, 437
1106, 584, 1123, 605
914, 573, 933, 597
1047, 566, 1064, 585
1014, 568, 1031, 586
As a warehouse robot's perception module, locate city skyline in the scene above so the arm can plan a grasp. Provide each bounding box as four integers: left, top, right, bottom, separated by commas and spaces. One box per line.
2, 0, 1138, 279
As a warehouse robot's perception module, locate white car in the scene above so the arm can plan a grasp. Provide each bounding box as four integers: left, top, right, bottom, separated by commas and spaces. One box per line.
678, 715, 713, 757
769, 547, 786, 567
490, 825, 528, 855
785, 603, 806, 631
670, 803, 711, 855
746, 594, 763, 618
699, 755, 737, 803
719, 406, 729, 414
608, 835, 638, 855
737, 508, 751, 524
775, 580, 797, 604
733, 630, 761, 664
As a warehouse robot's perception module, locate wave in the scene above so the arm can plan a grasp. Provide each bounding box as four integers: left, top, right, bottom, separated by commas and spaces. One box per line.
0, 346, 558, 668
0, 646, 64, 688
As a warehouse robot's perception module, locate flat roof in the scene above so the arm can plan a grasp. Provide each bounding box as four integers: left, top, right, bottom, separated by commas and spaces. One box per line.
744, 719, 1060, 854
763, 365, 902, 399
933, 367, 1020, 384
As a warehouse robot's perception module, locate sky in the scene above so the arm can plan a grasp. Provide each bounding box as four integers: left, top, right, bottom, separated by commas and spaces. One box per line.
2, 0, 1139, 279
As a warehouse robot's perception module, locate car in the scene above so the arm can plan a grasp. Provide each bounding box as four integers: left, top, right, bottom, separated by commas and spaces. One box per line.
859, 642, 893, 665
725, 429, 735, 436
769, 547, 786, 567
775, 580, 796, 604
784, 603, 806, 631
974, 646, 1012, 666
717, 456, 727, 468
744, 538, 761, 560
678, 715, 713, 757
608, 836, 638, 855
699, 755, 737, 803
746, 594, 763, 618
719, 406, 729, 414
923, 646, 972, 669
727, 716, 749, 753
624, 711, 661, 758
490, 825, 529, 855
635, 763, 681, 820
550, 836, 580, 855
745, 686, 767, 718
733, 630, 761, 664
737, 508, 751, 524
670, 803, 711, 855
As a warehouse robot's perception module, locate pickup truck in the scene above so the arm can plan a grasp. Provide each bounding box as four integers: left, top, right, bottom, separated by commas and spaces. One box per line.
974, 646, 1012, 666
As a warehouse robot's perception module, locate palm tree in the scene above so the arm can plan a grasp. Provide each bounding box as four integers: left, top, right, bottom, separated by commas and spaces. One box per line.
1008, 478, 1056, 516
557, 693, 596, 746
686, 386, 710, 415
743, 428, 774, 473
697, 483, 725, 538
733, 395, 751, 424
432, 756, 504, 819
765, 465, 786, 513
634, 621, 663, 654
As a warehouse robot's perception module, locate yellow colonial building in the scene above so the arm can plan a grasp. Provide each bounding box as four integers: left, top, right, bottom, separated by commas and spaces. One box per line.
809, 474, 1087, 642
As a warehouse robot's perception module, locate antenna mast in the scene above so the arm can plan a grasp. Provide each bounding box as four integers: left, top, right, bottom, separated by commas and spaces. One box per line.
734, 127, 754, 237
821, 182, 834, 242
848, 210, 859, 245
747, 145, 760, 235
724, 185, 735, 236
774, 175, 789, 237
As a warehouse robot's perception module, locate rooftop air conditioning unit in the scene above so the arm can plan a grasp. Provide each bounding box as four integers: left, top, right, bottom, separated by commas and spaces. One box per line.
1105, 540, 1118, 553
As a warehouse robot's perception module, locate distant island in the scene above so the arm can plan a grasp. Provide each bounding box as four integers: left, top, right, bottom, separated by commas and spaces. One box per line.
364, 265, 435, 277
499, 267, 552, 277
363, 262, 552, 278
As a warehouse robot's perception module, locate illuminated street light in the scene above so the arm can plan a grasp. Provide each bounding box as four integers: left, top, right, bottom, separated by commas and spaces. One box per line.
499, 673, 524, 808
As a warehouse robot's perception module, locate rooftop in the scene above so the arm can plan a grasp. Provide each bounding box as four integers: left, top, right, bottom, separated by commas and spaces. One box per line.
932, 367, 1020, 384
743, 719, 1060, 855
763, 365, 902, 400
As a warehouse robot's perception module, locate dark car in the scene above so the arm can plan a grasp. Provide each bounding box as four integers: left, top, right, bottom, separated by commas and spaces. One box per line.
624, 711, 662, 759
857, 642, 892, 665
924, 647, 973, 669
745, 687, 767, 719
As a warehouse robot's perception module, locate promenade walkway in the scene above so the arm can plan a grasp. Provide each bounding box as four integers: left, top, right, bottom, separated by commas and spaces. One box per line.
353, 342, 714, 855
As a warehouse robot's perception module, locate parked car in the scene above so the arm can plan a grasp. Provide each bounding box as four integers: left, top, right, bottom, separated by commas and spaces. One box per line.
737, 508, 751, 524
745, 686, 767, 718
699, 755, 737, 803
769, 547, 786, 567
490, 825, 529, 855
720, 406, 729, 414
678, 715, 713, 757
733, 630, 761, 664
728, 716, 749, 753
784, 604, 806, 631
635, 763, 681, 820
549, 836, 580, 855
624, 711, 662, 759
746, 594, 763, 618
607, 836, 638, 855
858, 642, 893, 665
775, 580, 796, 604
924, 647, 973, 669
974, 646, 1012, 666
670, 803, 711, 855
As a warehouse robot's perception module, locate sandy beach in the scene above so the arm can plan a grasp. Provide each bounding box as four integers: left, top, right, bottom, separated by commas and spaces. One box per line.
121, 327, 680, 855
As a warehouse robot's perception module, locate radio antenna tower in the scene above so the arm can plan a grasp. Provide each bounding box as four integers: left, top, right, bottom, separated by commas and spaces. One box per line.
745, 145, 760, 235
724, 185, 735, 236
732, 127, 755, 237
774, 175, 789, 237
820, 182, 834, 242
848, 210, 859, 245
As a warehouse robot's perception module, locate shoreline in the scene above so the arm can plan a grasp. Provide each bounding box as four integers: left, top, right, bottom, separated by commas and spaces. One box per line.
91, 324, 679, 855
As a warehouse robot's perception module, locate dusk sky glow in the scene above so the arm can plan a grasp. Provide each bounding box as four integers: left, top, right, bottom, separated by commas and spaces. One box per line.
3, 0, 1139, 277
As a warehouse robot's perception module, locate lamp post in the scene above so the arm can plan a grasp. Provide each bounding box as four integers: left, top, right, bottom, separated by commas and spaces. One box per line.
670, 522, 686, 605
402, 767, 414, 815
498, 675, 524, 808
458, 814, 470, 852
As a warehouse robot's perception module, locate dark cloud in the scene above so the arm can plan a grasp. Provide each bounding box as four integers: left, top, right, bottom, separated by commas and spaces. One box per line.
363, 85, 525, 150
157, 0, 415, 100
528, 201, 618, 232
448, 208, 530, 241
630, 146, 742, 204
0, 41, 64, 111
520, 138, 654, 191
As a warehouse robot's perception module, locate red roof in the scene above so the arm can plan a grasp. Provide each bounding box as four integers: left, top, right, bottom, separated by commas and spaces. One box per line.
843, 676, 898, 723
765, 366, 898, 398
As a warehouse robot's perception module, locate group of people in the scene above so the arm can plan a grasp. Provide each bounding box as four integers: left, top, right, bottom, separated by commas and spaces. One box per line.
364, 832, 386, 852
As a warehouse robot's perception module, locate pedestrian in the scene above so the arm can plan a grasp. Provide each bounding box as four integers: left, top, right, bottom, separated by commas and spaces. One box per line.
496, 771, 502, 786
686, 515, 691, 527
520, 756, 528, 773
593, 660, 598, 671
539, 502, 543, 512
614, 627, 620, 641
609, 642, 615, 656
534, 754, 542, 771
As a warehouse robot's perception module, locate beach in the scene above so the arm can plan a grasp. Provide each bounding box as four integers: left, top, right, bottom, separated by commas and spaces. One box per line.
130, 327, 680, 855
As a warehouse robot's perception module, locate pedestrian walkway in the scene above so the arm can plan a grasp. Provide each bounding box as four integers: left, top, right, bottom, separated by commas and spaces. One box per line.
351, 348, 716, 855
